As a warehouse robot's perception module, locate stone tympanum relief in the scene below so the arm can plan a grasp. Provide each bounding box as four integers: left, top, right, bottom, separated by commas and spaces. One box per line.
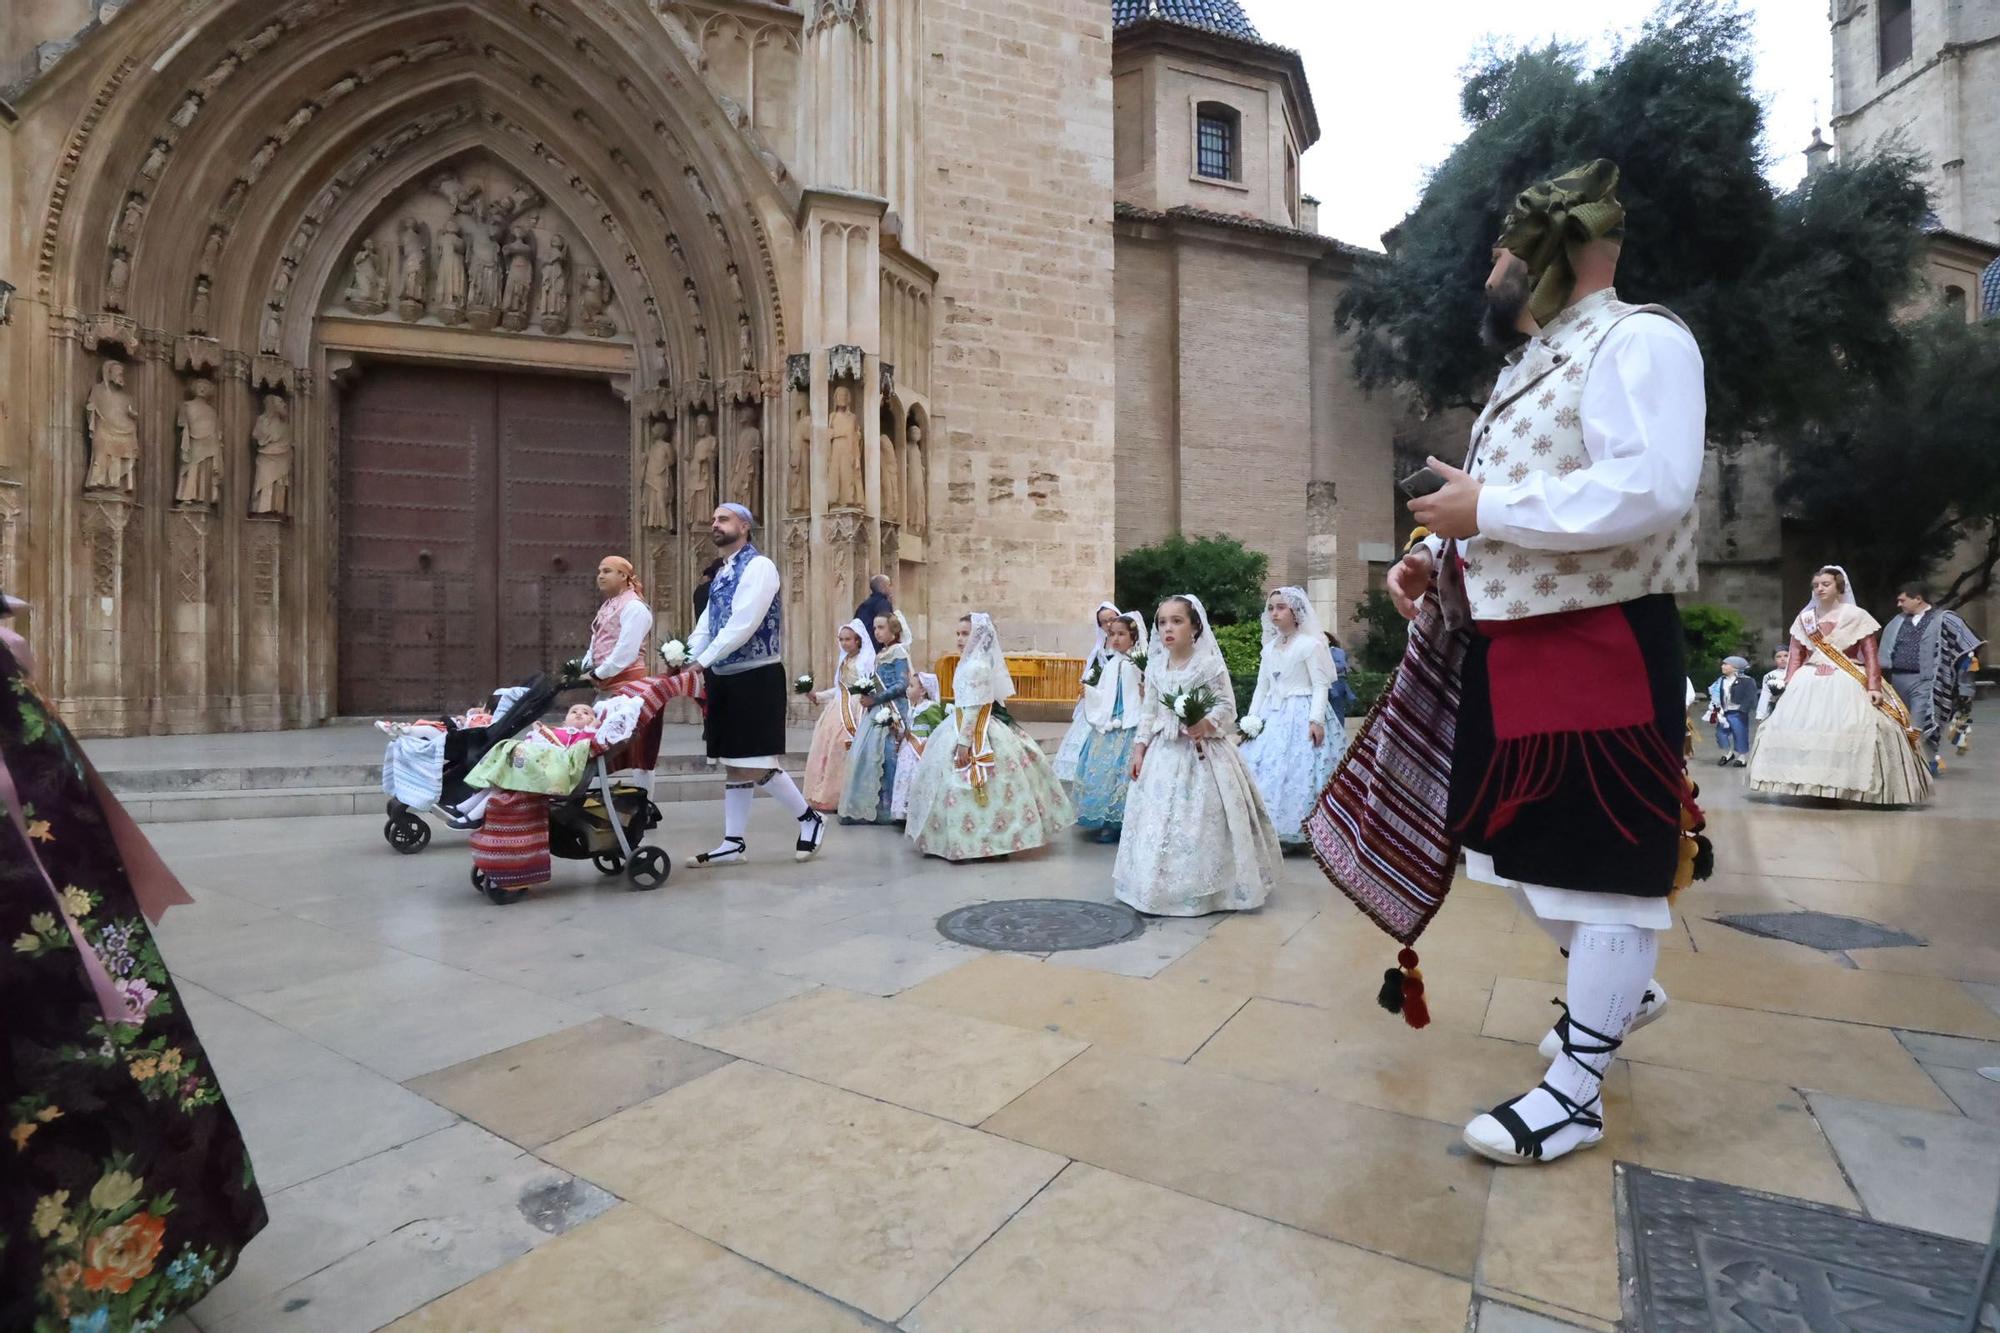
324, 158, 622, 341
249, 394, 293, 518
175, 378, 224, 508
85, 359, 141, 494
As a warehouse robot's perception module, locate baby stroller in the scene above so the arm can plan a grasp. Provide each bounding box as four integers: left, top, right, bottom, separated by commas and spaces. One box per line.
468, 669, 702, 906
382, 674, 565, 854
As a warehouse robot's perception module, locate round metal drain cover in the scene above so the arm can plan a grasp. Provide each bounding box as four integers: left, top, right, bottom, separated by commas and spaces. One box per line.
936, 899, 1145, 953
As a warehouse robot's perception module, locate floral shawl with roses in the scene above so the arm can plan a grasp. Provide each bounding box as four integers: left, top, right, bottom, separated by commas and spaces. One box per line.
1, 638, 266, 1330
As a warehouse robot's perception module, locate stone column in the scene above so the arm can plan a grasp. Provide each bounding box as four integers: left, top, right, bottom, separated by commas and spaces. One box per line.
1305, 479, 1339, 636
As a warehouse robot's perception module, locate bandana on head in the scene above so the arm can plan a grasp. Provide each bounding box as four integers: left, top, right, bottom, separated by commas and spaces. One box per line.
1495, 158, 1626, 327
601, 556, 643, 600
719, 502, 754, 528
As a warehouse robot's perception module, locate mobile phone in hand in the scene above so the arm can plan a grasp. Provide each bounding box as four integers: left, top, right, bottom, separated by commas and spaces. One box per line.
1398, 466, 1447, 499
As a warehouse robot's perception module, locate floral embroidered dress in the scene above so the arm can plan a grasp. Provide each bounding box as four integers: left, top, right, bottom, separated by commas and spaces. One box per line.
1238, 589, 1343, 845
0, 634, 267, 1331
905, 615, 1075, 861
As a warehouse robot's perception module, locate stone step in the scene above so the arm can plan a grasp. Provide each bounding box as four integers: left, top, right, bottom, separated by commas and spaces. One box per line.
123, 767, 804, 824
102, 751, 809, 797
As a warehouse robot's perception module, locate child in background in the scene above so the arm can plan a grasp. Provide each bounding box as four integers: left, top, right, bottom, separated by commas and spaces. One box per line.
1755, 645, 1790, 722
1071, 611, 1147, 843
1706, 655, 1754, 767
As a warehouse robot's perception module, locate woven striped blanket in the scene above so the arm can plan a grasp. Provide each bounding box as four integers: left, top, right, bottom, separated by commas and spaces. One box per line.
470, 791, 553, 890
1306, 593, 1469, 945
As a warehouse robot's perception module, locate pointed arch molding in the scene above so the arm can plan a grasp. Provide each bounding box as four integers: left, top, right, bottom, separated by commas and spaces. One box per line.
36, 0, 794, 387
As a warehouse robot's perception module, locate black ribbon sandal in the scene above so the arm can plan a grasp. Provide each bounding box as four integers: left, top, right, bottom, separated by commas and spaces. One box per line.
694, 835, 747, 867
1475, 1000, 1619, 1163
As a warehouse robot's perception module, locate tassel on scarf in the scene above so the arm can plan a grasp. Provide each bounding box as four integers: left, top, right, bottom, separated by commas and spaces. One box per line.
1670, 775, 1713, 900
1375, 947, 1431, 1029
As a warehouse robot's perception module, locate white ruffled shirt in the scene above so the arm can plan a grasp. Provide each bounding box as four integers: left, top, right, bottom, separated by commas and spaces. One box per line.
688, 553, 781, 671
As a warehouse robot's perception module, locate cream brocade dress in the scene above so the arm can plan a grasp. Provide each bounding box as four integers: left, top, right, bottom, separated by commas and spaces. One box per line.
1747, 604, 1932, 805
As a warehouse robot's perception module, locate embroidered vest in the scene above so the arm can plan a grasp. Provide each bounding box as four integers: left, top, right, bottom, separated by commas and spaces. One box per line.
1460, 291, 1700, 621
705, 544, 782, 674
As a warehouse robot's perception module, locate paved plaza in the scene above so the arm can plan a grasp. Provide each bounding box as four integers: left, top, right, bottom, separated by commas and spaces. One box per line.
124, 734, 2000, 1332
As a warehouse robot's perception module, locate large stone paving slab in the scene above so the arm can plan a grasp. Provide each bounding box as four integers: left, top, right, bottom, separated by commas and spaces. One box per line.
1615, 1164, 1986, 1331
697, 986, 1085, 1125
539, 1061, 1065, 1322
1807, 1093, 2000, 1243
903, 1164, 1472, 1332
389, 1205, 876, 1331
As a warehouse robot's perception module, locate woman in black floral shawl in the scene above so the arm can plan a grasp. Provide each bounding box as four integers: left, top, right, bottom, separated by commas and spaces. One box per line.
1, 597, 266, 1330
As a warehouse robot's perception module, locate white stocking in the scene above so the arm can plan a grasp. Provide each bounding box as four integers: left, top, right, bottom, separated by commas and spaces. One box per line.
721, 782, 753, 840
758, 770, 810, 819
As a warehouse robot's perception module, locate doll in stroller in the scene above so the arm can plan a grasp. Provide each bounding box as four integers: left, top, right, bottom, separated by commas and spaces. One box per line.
381, 674, 567, 853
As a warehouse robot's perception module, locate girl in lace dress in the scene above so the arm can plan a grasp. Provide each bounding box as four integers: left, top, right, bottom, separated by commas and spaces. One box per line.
1238, 587, 1343, 845
838, 611, 914, 824
1114, 595, 1282, 915
905, 612, 1075, 861
1052, 602, 1122, 782
1748, 565, 1932, 805
890, 669, 942, 820
803, 618, 873, 811
1070, 610, 1147, 842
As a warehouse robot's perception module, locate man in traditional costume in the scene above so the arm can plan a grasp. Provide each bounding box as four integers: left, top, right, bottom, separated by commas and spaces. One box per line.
1880, 584, 1983, 769
579, 556, 654, 691
1366, 161, 1708, 1165
687, 503, 826, 865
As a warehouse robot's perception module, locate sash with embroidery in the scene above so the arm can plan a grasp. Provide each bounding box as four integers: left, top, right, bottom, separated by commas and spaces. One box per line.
1802, 625, 1923, 757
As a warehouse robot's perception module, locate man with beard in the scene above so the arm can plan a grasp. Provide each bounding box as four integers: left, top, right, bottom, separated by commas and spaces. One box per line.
685, 502, 827, 865
1386, 160, 1708, 1164
1879, 584, 1983, 771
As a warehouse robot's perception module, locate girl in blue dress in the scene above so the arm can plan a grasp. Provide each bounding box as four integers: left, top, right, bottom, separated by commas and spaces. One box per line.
838, 610, 914, 824
1071, 610, 1146, 842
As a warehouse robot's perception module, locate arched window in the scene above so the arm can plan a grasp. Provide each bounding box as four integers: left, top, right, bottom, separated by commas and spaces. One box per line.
1194, 102, 1240, 183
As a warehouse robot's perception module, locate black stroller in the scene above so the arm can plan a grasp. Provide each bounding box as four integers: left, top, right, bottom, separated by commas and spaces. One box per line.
383, 673, 566, 853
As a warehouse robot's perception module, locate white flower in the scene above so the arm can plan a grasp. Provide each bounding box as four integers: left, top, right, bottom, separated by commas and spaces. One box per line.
1239, 715, 1265, 739
660, 639, 690, 668
872, 705, 895, 725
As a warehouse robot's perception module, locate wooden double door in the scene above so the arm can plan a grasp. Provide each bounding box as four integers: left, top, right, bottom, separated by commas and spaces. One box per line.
338, 364, 631, 716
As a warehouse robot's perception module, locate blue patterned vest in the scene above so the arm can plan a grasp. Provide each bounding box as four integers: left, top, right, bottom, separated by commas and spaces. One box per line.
705, 544, 782, 675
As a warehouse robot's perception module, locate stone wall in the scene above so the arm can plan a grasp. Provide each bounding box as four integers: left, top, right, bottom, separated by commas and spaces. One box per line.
920, 0, 1116, 651
1112, 237, 1176, 556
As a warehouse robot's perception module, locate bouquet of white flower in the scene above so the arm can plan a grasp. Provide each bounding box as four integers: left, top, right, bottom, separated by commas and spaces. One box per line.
849, 674, 880, 696
872, 704, 896, 726
660, 638, 691, 670
1162, 684, 1220, 729
794, 673, 815, 695
1083, 660, 1103, 688
1129, 649, 1149, 673
1238, 715, 1265, 740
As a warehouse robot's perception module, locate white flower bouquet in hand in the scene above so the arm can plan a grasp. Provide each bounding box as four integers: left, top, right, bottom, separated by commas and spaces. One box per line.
1162, 684, 1220, 730
849, 674, 880, 696
660, 639, 691, 670
872, 704, 897, 726
794, 673, 815, 695
1238, 715, 1265, 740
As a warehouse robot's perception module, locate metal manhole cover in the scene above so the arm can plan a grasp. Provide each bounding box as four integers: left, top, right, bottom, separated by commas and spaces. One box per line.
937, 899, 1145, 953
1615, 1164, 1986, 1331
1713, 910, 1924, 952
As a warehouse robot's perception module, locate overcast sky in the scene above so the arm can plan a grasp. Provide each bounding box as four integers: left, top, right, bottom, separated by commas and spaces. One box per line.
1240, 0, 1832, 250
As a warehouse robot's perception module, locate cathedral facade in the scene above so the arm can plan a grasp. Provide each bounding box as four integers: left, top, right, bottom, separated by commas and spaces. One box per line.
0, 0, 1405, 734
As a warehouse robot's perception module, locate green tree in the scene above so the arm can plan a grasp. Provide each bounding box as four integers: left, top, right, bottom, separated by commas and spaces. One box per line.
1776, 313, 2000, 612
1335, 0, 1929, 446
1680, 602, 1751, 675
1352, 589, 1409, 673
1114, 535, 1270, 629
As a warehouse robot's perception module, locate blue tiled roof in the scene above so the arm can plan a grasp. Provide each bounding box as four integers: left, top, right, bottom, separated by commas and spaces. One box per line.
1112, 0, 1265, 42
1980, 254, 2000, 321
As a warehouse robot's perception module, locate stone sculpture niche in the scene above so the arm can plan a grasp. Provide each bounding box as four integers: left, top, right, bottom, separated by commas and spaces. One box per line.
250, 394, 294, 518
827, 383, 863, 510
789, 402, 811, 514
904, 421, 927, 534
84, 358, 141, 495
500, 224, 537, 331
396, 218, 430, 321
175, 378, 224, 508
346, 237, 389, 313
685, 411, 719, 529
537, 234, 570, 334
578, 268, 617, 337
642, 415, 675, 531
878, 431, 901, 524
728, 404, 763, 516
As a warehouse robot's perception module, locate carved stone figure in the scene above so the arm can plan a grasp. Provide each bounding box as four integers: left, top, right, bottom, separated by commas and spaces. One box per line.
321, 74, 360, 105
189, 276, 213, 334
468, 214, 504, 327
827, 384, 863, 509
729, 415, 763, 513
175, 378, 223, 507
435, 219, 468, 323
789, 404, 811, 513
578, 268, 615, 337
397, 218, 429, 320
250, 394, 294, 517
879, 433, 901, 524
245, 138, 279, 181
683, 166, 715, 211
139, 140, 170, 180
281, 104, 315, 141
737, 317, 755, 372
536, 234, 570, 334
905, 424, 927, 533
500, 224, 536, 331
260, 302, 286, 355
117, 196, 146, 249
641, 417, 674, 530
85, 360, 141, 494
686, 412, 718, 524
345, 237, 387, 314
198, 229, 225, 278
170, 93, 203, 130
726, 263, 746, 306
104, 252, 131, 312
